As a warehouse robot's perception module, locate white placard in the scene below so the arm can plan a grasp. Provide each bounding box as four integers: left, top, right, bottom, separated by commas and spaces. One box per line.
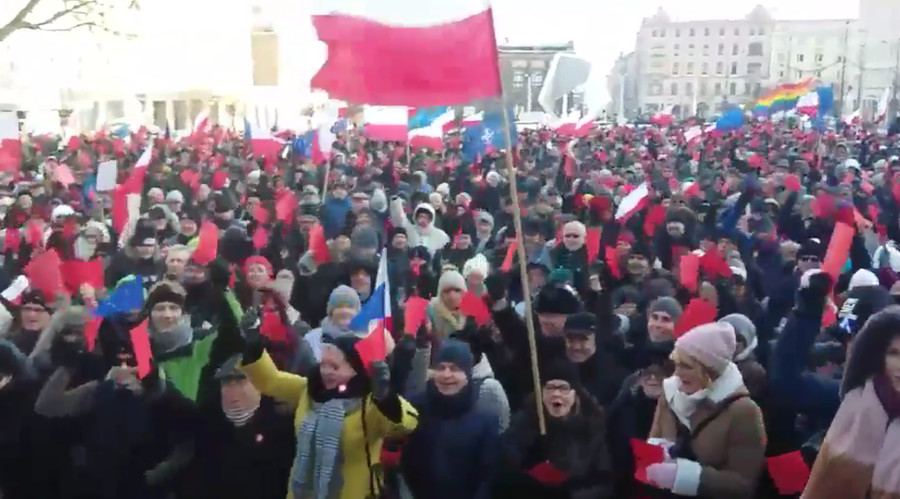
96, 160, 118, 191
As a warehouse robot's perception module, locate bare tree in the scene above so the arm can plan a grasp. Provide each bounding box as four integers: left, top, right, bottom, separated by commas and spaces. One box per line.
0, 0, 139, 43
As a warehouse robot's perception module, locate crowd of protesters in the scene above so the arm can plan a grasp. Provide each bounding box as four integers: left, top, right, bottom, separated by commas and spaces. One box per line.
0, 113, 900, 499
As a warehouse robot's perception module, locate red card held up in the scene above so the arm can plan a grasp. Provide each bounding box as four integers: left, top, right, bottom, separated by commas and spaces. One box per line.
275, 193, 298, 223
192, 222, 219, 265
605, 246, 621, 279
501, 241, 517, 273
354, 323, 386, 373
526, 461, 569, 486
783, 174, 802, 193
679, 253, 700, 294
129, 319, 153, 379
24, 249, 64, 300
767, 451, 810, 495
84, 316, 102, 352
630, 438, 666, 484
585, 227, 601, 263
404, 296, 429, 335
60, 259, 104, 295
308, 223, 331, 265
460, 291, 490, 326
699, 249, 732, 279
673, 298, 717, 339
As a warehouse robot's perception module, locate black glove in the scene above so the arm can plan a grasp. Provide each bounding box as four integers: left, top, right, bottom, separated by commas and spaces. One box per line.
240, 307, 265, 362
370, 360, 391, 401
415, 322, 433, 349
50, 334, 83, 369
796, 270, 832, 315
485, 272, 510, 304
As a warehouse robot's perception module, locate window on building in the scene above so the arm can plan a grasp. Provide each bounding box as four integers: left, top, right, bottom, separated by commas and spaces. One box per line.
734, 27, 740, 36
674, 43, 680, 55
815, 53, 824, 63
816, 70, 822, 78
511, 60, 528, 68
512, 71, 525, 88
106, 100, 125, 120
716, 62, 724, 75
779, 71, 784, 78
671, 82, 678, 95
702, 44, 709, 56
676, 28, 681, 37
758, 27, 765, 35
660, 29, 665, 37
672, 62, 679, 75
687, 62, 694, 75
730, 62, 738, 75
714, 82, 722, 95
702, 62, 709, 75
699, 81, 708, 95
749, 28, 755, 36
748, 42, 763, 56
153, 101, 167, 129
530, 60, 546, 69
732, 44, 739, 56
748, 62, 762, 75
686, 82, 694, 95
719, 28, 725, 36
730, 82, 737, 95
797, 54, 805, 62
744, 83, 751, 95
689, 28, 695, 36
688, 44, 695, 55
777, 53, 784, 63
173, 100, 188, 130
705, 27, 710, 36
718, 43, 725, 55
531, 72, 543, 85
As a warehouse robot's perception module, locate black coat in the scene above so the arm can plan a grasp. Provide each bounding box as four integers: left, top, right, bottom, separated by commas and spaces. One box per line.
191, 397, 295, 499
0, 379, 41, 499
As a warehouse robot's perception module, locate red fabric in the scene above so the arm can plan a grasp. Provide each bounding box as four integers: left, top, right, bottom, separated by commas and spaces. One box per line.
403, 296, 429, 335
673, 298, 717, 339
585, 227, 601, 263
24, 249, 63, 299
211, 170, 228, 190
501, 241, 517, 273
526, 461, 569, 486
111, 187, 128, 234
3, 229, 20, 253
309, 223, 331, 265
25, 220, 43, 249
310, 9, 501, 107
460, 291, 490, 326
84, 316, 102, 352
605, 246, 621, 280
260, 308, 288, 342
630, 438, 666, 484
699, 249, 732, 279
783, 174, 801, 193
275, 193, 298, 223
252, 226, 269, 250
0, 139, 24, 172
191, 222, 219, 265
822, 222, 854, 282
253, 205, 270, 224
767, 451, 810, 495
679, 253, 701, 294
130, 319, 153, 379
643, 205, 666, 237
60, 259, 104, 294
354, 323, 387, 373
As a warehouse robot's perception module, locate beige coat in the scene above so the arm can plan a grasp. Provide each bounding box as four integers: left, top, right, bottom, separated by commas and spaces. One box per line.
649, 363, 767, 499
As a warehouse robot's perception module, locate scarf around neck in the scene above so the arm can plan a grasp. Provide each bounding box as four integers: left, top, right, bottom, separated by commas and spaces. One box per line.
149, 317, 194, 355
292, 396, 362, 499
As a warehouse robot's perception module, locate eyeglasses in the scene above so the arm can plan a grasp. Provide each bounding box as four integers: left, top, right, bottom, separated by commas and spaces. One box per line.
543, 383, 573, 394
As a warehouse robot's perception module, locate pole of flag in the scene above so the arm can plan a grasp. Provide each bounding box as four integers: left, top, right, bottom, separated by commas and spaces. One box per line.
499, 100, 546, 435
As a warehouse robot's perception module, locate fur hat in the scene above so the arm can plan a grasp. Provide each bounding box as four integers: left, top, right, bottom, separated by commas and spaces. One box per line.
534, 284, 582, 315
145, 282, 186, 311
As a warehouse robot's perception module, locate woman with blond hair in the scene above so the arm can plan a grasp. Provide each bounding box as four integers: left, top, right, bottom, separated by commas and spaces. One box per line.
643, 322, 766, 498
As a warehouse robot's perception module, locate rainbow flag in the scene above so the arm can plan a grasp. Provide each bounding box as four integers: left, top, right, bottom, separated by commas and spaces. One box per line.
753, 79, 817, 115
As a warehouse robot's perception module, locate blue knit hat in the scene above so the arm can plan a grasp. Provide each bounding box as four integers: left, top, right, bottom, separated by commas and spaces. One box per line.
434, 339, 474, 379
327, 285, 361, 314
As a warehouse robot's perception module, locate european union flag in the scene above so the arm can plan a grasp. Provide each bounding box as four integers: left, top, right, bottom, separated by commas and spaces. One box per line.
94, 275, 144, 318
714, 108, 744, 132
461, 108, 517, 163
408, 106, 449, 130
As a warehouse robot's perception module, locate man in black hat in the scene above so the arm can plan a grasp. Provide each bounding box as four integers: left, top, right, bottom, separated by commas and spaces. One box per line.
105, 220, 160, 289
563, 312, 629, 406
192, 354, 295, 499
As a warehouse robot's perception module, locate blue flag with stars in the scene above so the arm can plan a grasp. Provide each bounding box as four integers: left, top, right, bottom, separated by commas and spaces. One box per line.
462, 108, 516, 163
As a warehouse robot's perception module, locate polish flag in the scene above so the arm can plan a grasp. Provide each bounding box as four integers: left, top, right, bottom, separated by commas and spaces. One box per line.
843, 108, 860, 125
615, 182, 649, 221
409, 109, 455, 150
244, 119, 286, 158
551, 113, 579, 135
572, 116, 596, 137
651, 106, 675, 127
193, 109, 210, 135
684, 125, 703, 143
681, 180, 700, 198
363, 107, 409, 142
797, 91, 819, 116
311, 0, 502, 106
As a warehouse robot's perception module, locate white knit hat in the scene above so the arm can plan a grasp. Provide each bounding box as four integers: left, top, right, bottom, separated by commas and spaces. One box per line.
438, 270, 466, 294
463, 254, 489, 279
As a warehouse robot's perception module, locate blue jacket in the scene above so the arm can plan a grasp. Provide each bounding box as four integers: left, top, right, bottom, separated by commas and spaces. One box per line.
320, 196, 351, 239
402, 383, 499, 499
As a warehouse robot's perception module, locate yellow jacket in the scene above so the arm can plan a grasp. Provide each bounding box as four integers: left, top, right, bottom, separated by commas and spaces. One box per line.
241, 351, 418, 499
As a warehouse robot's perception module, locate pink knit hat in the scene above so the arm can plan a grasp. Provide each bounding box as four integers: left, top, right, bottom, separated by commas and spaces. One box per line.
674, 322, 736, 374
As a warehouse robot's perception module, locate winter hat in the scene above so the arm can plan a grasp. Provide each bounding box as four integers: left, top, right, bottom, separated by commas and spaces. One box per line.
649, 297, 683, 321
485, 171, 502, 186
797, 238, 824, 260
414, 203, 436, 222
433, 339, 474, 379
462, 254, 489, 279
327, 285, 361, 314
129, 222, 157, 247
215, 354, 247, 381
147, 187, 165, 201
21, 290, 50, 311
436, 183, 451, 197
718, 313, 757, 360
474, 210, 494, 228
370, 189, 387, 213
564, 312, 599, 337
838, 284, 893, 337
350, 226, 380, 250
539, 359, 581, 389
145, 282, 186, 311
389, 226, 407, 242
50, 204, 75, 222
674, 322, 737, 375
534, 284, 582, 315
438, 270, 466, 294
147, 206, 168, 221
848, 269, 879, 290
165, 190, 184, 203
243, 255, 274, 277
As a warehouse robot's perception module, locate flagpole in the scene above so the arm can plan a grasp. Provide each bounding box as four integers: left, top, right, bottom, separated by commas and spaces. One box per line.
499, 100, 546, 436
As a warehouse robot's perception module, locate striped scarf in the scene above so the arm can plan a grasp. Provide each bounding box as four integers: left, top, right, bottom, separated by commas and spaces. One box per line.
292, 398, 361, 499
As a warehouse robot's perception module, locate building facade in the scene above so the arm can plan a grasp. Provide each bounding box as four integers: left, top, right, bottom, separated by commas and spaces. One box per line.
768, 20, 860, 115
859, 0, 900, 120
497, 42, 580, 116
632, 6, 774, 119
606, 52, 639, 120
